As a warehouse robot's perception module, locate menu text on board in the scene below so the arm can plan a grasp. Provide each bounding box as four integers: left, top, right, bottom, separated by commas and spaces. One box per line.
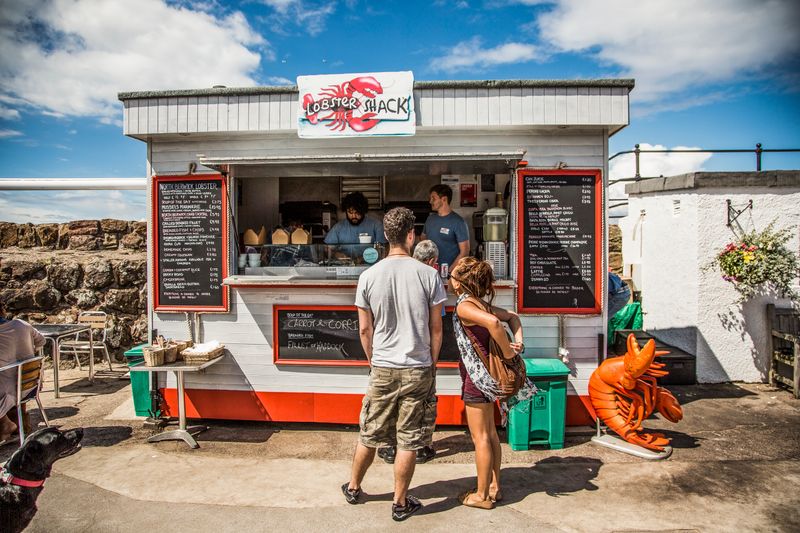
274, 306, 459, 365
517, 169, 602, 314
154, 174, 229, 312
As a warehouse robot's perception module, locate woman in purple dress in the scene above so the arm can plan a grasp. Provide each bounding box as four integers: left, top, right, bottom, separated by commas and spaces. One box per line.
449, 257, 531, 509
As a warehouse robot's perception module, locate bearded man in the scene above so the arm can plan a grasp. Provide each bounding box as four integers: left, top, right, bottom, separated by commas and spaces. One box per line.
324, 192, 388, 246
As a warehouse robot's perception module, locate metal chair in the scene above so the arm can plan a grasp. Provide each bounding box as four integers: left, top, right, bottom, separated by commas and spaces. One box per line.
0, 353, 50, 445
59, 311, 113, 371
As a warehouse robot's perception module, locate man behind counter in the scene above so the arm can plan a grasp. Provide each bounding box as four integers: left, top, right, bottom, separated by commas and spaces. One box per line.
421, 184, 470, 271
324, 192, 388, 246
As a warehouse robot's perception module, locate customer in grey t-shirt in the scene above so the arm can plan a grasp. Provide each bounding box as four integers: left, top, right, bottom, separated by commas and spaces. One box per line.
343, 207, 446, 522
355, 256, 446, 368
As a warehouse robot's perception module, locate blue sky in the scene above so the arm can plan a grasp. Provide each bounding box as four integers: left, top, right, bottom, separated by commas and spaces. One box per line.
1, 0, 798, 222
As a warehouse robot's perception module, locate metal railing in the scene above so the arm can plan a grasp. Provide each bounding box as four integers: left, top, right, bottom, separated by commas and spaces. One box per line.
608, 144, 800, 184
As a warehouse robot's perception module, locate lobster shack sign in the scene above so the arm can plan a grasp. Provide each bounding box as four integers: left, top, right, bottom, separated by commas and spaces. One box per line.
297, 71, 415, 138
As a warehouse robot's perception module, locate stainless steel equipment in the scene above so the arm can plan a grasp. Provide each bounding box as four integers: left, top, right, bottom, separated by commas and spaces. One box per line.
483, 207, 508, 242
482, 207, 508, 278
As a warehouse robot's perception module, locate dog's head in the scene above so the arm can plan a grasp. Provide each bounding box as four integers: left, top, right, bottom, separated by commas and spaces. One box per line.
4, 427, 83, 482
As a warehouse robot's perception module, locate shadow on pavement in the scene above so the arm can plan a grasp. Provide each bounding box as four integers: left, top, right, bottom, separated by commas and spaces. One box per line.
60, 373, 130, 394
358, 456, 603, 515
668, 383, 757, 406
41, 406, 80, 421
197, 420, 279, 444
79, 425, 133, 447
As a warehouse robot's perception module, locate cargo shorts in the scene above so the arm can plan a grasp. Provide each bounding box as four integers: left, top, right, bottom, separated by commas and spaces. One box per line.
359, 366, 437, 451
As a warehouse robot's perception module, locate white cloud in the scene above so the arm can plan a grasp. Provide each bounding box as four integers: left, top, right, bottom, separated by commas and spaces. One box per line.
0, 0, 267, 121
0, 129, 23, 138
258, 0, 337, 36
536, 0, 800, 106
0, 190, 147, 223
267, 76, 294, 85
608, 143, 712, 217
0, 106, 20, 120
430, 37, 541, 72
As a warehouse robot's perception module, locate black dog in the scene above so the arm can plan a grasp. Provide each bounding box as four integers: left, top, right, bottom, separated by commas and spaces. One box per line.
1, 427, 83, 533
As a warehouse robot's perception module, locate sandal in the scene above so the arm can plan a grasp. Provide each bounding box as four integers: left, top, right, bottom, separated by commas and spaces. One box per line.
459, 490, 494, 510
341, 483, 362, 505
392, 495, 423, 521
490, 489, 503, 503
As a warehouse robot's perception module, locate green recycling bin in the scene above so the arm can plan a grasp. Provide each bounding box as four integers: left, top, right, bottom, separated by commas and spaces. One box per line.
124, 343, 152, 417
508, 358, 570, 450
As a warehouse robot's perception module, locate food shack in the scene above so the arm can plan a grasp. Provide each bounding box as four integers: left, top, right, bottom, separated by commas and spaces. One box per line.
118, 73, 633, 426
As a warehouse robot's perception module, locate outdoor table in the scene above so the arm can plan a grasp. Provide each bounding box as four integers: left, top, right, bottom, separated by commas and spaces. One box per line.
34, 324, 93, 399
129, 356, 225, 449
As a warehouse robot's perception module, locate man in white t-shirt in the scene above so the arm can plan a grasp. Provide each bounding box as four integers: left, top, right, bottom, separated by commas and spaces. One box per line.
341, 207, 446, 522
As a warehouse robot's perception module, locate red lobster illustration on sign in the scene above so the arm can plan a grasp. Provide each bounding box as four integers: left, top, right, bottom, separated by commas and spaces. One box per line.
588, 334, 683, 451
302, 76, 383, 132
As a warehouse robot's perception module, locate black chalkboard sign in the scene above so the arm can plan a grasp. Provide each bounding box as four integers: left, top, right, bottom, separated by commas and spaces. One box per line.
274, 306, 459, 365
153, 174, 229, 312
516, 169, 602, 314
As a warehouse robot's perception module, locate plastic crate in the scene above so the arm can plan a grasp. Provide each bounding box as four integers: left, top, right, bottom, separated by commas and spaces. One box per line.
507, 358, 570, 450
124, 343, 152, 417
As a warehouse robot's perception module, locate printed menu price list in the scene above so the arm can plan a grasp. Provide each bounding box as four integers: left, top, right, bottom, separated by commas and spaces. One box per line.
518, 171, 600, 313
156, 178, 226, 310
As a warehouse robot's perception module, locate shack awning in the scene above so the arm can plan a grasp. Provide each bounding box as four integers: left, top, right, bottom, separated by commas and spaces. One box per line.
197, 150, 526, 177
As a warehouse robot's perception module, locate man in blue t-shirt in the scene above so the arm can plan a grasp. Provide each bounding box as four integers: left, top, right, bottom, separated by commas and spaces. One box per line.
421, 184, 470, 270
324, 192, 388, 246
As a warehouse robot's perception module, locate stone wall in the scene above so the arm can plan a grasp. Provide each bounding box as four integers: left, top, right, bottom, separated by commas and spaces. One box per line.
609, 224, 623, 274
0, 219, 147, 360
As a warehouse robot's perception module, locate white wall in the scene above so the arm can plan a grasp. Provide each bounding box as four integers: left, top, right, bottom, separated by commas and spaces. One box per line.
621, 180, 800, 383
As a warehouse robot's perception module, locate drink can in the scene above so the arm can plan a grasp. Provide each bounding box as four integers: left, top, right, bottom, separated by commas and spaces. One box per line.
439, 262, 449, 279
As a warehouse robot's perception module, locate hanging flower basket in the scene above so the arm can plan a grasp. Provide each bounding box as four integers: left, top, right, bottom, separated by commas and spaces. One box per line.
709, 222, 799, 302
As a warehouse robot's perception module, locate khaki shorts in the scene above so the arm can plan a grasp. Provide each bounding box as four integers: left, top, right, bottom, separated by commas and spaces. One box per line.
359, 366, 437, 451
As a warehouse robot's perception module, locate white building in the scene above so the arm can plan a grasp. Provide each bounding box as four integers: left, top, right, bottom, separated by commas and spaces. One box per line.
619, 171, 800, 383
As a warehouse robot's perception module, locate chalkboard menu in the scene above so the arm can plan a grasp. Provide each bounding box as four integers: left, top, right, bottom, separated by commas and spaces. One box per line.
274, 306, 459, 365
516, 169, 602, 314
153, 174, 229, 312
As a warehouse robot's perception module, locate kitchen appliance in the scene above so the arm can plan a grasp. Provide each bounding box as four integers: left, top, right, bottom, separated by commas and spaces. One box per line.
483, 207, 508, 278
483, 207, 508, 242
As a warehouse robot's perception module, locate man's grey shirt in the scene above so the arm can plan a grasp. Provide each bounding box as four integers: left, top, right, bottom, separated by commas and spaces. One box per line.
355, 256, 447, 369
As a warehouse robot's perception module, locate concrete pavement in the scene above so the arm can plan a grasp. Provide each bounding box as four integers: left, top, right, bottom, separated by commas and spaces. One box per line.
3, 366, 799, 532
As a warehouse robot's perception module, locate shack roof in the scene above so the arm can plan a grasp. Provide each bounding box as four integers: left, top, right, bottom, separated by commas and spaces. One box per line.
118, 79, 634, 100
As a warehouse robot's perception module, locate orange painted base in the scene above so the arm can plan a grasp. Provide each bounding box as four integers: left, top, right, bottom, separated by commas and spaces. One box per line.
160, 389, 595, 427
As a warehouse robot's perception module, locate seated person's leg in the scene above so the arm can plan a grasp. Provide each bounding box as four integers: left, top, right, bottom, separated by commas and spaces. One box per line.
0, 410, 18, 440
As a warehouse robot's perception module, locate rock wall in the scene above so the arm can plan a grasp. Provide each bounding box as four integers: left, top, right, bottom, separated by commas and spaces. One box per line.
609, 224, 623, 274
0, 219, 147, 360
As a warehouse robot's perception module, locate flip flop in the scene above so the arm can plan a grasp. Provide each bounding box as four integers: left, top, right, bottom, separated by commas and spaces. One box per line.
461, 487, 502, 503
459, 490, 494, 510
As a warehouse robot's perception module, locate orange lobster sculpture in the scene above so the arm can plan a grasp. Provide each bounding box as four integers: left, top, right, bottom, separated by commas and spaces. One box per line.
589, 334, 684, 451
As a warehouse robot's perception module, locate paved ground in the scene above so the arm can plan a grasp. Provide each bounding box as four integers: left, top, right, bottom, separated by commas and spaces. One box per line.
2, 365, 799, 532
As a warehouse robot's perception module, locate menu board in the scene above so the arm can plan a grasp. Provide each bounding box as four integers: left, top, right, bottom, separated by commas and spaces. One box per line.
274, 306, 459, 365
153, 174, 229, 312
516, 169, 602, 314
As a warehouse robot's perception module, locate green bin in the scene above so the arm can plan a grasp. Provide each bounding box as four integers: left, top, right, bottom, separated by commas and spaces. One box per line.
508, 358, 570, 450
124, 343, 152, 417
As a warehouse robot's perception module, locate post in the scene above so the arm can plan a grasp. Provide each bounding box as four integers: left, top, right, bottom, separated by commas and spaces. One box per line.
634, 144, 641, 179
793, 338, 799, 400
756, 143, 762, 171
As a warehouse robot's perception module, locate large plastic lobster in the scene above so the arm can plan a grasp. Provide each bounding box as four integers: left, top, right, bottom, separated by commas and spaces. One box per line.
589, 334, 683, 451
